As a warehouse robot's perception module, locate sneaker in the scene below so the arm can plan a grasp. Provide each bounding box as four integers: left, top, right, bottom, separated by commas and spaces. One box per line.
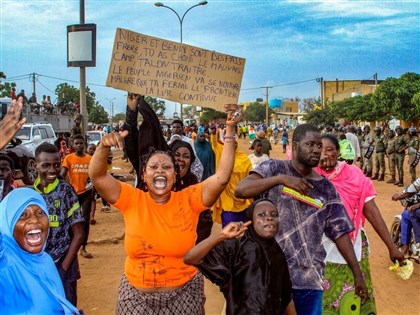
101, 205, 111, 212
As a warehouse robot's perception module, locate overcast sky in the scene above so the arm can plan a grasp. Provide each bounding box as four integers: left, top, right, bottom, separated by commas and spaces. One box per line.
1, 0, 419, 117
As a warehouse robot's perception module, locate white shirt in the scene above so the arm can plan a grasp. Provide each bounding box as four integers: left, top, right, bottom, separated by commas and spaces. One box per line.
248, 153, 269, 169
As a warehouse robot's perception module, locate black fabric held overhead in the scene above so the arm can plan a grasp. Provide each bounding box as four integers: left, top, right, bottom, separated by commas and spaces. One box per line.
123, 96, 169, 187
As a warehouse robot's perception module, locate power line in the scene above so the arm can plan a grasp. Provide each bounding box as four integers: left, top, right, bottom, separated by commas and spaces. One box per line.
241, 78, 317, 91
5, 73, 107, 88
4, 74, 31, 81
37, 73, 107, 87
36, 78, 56, 94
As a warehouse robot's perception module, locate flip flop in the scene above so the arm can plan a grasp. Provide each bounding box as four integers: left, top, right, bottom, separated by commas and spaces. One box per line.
81, 250, 93, 259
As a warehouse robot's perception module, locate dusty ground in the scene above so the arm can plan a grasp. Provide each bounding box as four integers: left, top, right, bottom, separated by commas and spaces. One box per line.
77, 138, 420, 315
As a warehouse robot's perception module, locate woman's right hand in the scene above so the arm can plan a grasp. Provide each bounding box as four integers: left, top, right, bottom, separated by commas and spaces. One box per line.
127, 94, 142, 111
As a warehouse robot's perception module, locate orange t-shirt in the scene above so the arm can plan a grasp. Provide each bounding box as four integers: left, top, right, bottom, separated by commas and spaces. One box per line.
113, 182, 206, 289
62, 153, 91, 195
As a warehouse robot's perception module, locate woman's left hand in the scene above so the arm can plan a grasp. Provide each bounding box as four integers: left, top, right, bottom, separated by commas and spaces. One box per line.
354, 275, 368, 304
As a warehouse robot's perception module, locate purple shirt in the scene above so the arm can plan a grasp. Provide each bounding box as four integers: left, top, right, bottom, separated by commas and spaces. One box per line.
252, 159, 353, 290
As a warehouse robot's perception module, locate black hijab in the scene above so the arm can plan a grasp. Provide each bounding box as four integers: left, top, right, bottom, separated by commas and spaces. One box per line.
169, 140, 198, 189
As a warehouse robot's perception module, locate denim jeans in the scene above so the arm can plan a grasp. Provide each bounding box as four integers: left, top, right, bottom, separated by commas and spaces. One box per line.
292, 289, 323, 315
401, 209, 413, 245
410, 209, 420, 243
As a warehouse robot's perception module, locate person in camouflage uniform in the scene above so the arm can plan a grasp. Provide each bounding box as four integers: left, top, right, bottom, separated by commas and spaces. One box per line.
394, 125, 407, 187
386, 129, 397, 184
356, 126, 364, 171
372, 126, 387, 181
361, 125, 375, 177
407, 127, 419, 182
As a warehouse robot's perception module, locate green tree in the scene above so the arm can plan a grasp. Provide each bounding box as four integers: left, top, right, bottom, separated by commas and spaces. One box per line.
243, 102, 272, 122
199, 108, 226, 123
0, 72, 16, 98
303, 107, 337, 127
54, 83, 110, 124
89, 103, 109, 124
145, 96, 166, 116
112, 112, 126, 122
55, 83, 97, 113
372, 72, 420, 122
330, 94, 378, 123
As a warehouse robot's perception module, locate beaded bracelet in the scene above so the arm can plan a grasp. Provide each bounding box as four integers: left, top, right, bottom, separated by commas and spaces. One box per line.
223, 135, 236, 140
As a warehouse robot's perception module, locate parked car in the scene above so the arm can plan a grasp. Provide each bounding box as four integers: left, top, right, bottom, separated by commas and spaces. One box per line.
87, 130, 106, 146
15, 122, 57, 154
0, 138, 37, 185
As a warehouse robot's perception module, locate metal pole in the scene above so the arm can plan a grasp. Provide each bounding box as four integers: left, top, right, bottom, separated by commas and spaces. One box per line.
155, 2, 207, 123
265, 87, 269, 124
79, 0, 88, 136
32, 73, 36, 95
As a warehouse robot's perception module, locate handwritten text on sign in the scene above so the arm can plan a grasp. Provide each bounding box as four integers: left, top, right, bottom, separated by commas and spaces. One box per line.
106, 28, 246, 111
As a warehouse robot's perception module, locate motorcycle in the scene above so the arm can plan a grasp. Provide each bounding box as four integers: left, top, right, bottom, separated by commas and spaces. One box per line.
390, 213, 420, 264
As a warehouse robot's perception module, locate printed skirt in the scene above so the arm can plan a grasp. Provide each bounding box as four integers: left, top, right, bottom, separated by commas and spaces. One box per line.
322, 231, 376, 315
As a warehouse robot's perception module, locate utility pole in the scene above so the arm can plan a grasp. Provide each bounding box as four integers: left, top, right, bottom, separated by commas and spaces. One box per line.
79, 0, 88, 136
31, 73, 36, 96
265, 86, 270, 124
316, 77, 324, 109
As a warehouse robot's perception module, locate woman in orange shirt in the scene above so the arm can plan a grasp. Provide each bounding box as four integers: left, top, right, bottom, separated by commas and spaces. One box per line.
89, 95, 241, 315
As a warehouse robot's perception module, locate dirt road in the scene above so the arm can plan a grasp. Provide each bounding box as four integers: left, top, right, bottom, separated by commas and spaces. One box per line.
78, 138, 420, 315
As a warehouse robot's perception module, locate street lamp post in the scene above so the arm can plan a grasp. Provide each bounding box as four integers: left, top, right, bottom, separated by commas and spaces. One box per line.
154, 1, 208, 121
105, 98, 116, 122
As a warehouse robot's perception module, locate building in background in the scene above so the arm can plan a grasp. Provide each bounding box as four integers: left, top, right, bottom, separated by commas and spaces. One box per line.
322, 79, 383, 103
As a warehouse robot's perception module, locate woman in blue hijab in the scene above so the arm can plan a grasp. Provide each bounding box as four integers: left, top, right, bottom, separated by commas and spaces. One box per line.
0, 188, 80, 315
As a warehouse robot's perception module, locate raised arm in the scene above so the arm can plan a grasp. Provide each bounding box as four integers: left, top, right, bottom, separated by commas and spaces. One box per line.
89, 131, 128, 204
184, 221, 251, 265
123, 94, 141, 177
0, 96, 26, 150
201, 105, 241, 207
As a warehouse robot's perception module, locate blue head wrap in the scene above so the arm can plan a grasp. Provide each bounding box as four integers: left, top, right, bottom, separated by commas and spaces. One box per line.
0, 188, 79, 315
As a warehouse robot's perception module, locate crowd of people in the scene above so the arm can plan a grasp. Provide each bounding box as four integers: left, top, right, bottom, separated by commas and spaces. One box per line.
0, 95, 418, 315
10, 87, 80, 116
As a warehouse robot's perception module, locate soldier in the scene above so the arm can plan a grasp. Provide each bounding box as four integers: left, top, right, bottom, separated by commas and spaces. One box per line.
394, 125, 407, 187
407, 127, 419, 182
372, 126, 387, 181
356, 126, 364, 171
361, 125, 375, 177
386, 129, 397, 184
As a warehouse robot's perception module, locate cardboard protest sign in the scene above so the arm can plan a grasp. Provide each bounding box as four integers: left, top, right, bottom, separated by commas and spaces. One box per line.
106, 28, 246, 111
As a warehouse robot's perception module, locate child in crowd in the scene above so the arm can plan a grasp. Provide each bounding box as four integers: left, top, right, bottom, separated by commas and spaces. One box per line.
184, 198, 296, 315
248, 139, 269, 169
59, 139, 72, 163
